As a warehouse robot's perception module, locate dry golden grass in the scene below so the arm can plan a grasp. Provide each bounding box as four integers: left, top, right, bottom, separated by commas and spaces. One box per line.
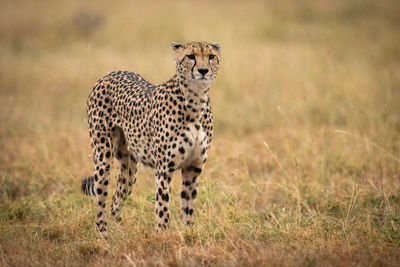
1, 0, 400, 266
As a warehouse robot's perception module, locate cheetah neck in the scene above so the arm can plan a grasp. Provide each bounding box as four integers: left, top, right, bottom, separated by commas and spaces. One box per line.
175, 75, 209, 122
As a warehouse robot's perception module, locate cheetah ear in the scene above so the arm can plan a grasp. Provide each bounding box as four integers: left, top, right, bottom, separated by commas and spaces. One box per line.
210, 43, 220, 51
171, 42, 183, 50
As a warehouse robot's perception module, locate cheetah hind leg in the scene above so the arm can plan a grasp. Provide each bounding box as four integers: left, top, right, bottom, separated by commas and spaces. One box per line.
110, 127, 137, 222
90, 135, 113, 239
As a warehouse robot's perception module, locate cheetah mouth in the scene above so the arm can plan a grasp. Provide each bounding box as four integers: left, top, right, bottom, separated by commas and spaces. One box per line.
192, 75, 212, 82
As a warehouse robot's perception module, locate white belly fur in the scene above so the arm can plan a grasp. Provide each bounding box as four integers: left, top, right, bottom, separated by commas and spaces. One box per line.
180, 123, 207, 167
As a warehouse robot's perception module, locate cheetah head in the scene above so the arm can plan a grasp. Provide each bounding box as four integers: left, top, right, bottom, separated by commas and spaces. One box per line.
171, 41, 221, 86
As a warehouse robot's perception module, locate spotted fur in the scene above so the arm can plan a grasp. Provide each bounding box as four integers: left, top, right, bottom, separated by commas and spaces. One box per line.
82, 41, 221, 237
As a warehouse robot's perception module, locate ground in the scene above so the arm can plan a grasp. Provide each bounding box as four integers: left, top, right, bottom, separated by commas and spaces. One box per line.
0, 0, 400, 266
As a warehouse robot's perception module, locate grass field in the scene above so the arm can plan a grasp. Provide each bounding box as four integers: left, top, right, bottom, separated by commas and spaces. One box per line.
1, 0, 400, 265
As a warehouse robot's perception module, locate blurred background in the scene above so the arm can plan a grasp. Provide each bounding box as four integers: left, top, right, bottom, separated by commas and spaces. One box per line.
0, 0, 399, 265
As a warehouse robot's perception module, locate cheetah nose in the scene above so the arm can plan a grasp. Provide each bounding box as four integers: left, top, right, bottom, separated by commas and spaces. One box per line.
198, 68, 209, 75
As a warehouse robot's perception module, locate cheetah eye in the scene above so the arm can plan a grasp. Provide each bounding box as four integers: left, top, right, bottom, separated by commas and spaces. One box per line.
186, 54, 195, 60
209, 54, 216, 60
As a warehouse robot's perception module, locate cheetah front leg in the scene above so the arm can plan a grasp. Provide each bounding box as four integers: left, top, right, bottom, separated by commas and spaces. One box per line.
154, 170, 173, 232
181, 163, 203, 225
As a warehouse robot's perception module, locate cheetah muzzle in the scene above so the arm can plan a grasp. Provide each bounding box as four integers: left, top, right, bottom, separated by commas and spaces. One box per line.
82, 41, 221, 237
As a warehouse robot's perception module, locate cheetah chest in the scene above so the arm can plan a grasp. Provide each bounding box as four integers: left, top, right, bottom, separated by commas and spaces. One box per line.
177, 123, 208, 167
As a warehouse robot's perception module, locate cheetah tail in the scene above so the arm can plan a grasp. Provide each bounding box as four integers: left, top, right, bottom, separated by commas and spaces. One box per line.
81, 176, 96, 197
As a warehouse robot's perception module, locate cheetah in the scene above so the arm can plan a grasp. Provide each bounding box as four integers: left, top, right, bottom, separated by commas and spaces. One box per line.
81, 41, 221, 237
